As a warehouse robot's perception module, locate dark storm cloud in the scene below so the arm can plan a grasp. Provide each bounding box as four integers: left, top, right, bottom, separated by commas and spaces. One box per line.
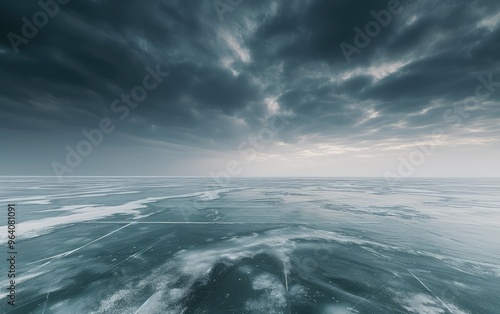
243, 0, 500, 143
1, 0, 499, 160
0, 0, 264, 147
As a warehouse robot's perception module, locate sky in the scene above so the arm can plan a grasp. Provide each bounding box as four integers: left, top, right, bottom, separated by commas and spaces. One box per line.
1, 0, 499, 177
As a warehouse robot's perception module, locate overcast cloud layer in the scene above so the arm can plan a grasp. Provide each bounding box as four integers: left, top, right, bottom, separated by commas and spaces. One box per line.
1, 0, 499, 177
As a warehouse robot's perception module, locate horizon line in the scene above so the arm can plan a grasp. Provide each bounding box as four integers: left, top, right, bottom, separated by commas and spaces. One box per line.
1, 175, 499, 178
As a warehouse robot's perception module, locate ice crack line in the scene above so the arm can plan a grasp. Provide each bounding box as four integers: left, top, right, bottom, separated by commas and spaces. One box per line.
408, 270, 455, 314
